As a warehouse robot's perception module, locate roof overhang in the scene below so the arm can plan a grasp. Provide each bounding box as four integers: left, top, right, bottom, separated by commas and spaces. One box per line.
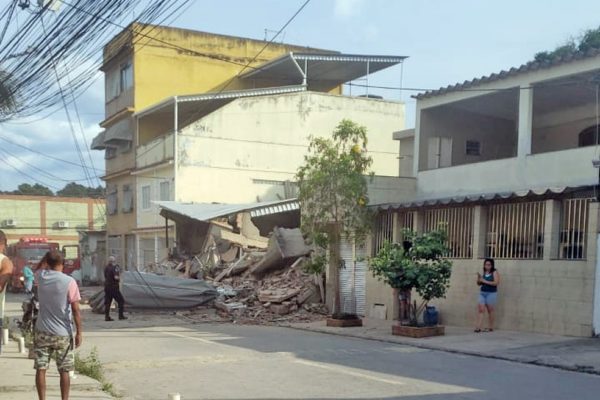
240, 52, 407, 89
393, 129, 415, 140
372, 186, 593, 210
134, 84, 307, 122
156, 199, 300, 223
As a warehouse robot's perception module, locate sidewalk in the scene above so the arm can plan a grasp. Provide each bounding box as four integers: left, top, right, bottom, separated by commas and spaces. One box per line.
0, 340, 113, 400
286, 318, 600, 375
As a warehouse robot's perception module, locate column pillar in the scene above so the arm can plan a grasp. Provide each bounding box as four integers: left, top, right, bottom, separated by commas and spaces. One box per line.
473, 205, 488, 259
543, 199, 561, 260
518, 85, 533, 158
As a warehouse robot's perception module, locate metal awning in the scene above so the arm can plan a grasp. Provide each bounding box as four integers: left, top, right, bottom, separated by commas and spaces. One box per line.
104, 118, 133, 144
240, 52, 407, 89
91, 131, 106, 150
372, 186, 592, 210
156, 199, 299, 222
134, 85, 307, 122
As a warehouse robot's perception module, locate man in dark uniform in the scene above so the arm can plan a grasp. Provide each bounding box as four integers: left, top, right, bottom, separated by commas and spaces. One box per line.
104, 256, 127, 321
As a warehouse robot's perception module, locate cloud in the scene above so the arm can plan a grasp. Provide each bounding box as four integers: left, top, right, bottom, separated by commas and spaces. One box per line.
333, 0, 367, 18
0, 84, 105, 192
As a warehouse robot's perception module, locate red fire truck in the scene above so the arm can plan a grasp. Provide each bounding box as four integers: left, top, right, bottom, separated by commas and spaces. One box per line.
6, 237, 81, 291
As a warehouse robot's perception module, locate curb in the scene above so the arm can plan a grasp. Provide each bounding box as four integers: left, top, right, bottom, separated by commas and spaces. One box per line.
283, 325, 600, 376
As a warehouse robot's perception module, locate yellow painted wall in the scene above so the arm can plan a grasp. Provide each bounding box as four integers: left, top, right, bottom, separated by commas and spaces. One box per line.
0, 198, 42, 239
46, 201, 88, 237
130, 25, 334, 111
106, 175, 136, 236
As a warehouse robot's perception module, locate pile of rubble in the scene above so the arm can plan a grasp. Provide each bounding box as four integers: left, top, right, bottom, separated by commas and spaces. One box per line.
139, 227, 328, 324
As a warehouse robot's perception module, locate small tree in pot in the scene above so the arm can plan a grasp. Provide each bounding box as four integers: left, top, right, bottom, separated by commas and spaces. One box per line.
370, 229, 452, 327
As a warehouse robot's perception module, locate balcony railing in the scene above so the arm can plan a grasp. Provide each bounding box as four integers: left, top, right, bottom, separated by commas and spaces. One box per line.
417, 146, 598, 199
137, 134, 174, 170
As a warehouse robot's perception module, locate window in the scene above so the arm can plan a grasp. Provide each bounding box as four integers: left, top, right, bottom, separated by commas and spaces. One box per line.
486, 201, 545, 259
578, 125, 600, 147
559, 198, 591, 260
107, 187, 118, 215
141, 185, 151, 210
122, 185, 133, 213
372, 211, 416, 255
159, 181, 170, 201
466, 140, 481, 156
119, 62, 133, 93
424, 207, 474, 258
105, 146, 117, 160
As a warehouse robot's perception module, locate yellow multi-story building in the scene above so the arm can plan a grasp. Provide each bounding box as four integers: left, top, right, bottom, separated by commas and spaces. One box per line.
91, 24, 406, 269
0, 194, 105, 246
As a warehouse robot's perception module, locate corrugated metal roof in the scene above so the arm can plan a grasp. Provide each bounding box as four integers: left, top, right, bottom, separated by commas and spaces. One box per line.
372, 186, 590, 210
156, 199, 299, 222
414, 49, 600, 100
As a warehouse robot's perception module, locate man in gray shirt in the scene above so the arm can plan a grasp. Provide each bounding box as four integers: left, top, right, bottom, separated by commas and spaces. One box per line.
34, 250, 82, 400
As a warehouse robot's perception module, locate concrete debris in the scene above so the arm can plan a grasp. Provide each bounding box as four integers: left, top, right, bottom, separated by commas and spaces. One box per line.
121, 227, 325, 324
249, 228, 311, 278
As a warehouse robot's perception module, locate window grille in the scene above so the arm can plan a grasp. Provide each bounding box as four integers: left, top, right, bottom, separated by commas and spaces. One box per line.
424, 207, 473, 258
486, 201, 545, 259
141, 186, 151, 210
372, 211, 416, 254
559, 198, 591, 260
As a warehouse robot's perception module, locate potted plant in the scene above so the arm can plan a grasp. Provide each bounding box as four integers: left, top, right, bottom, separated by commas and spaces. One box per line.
297, 120, 373, 327
370, 229, 452, 337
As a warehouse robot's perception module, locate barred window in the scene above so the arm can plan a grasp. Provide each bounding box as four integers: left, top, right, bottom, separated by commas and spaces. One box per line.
373, 211, 416, 254
486, 201, 545, 259
559, 198, 591, 260
424, 207, 474, 258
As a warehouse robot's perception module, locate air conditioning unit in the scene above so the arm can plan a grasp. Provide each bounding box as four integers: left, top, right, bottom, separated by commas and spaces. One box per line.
55, 221, 69, 229
2, 219, 16, 228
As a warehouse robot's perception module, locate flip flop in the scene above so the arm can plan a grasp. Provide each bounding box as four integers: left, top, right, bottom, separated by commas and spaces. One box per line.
474, 329, 482, 333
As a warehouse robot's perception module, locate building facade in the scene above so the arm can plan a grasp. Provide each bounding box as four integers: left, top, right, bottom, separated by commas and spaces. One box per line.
92, 24, 407, 270
0, 194, 105, 246
358, 52, 600, 337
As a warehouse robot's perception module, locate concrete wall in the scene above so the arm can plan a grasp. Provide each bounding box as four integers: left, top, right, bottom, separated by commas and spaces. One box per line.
136, 165, 174, 229
367, 176, 416, 205
365, 201, 599, 337
416, 146, 597, 199
532, 103, 597, 154
176, 92, 404, 203
418, 106, 517, 171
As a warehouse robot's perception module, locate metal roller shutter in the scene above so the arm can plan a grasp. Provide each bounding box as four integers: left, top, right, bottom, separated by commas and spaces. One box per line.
339, 236, 367, 316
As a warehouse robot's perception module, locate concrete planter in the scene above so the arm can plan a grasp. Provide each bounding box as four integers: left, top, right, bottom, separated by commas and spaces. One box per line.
326, 317, 363, 328
392, 324, 445, 338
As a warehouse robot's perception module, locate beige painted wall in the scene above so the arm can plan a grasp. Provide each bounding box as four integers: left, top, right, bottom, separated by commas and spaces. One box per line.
176, 92, 404, 203
365, 202, 599, 337
136, 165, 174, 229
106, 175, 136, 236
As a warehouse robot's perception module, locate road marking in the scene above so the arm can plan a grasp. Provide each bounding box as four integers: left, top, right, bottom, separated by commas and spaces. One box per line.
162, 330, 217, 344
295, 359, 405, 386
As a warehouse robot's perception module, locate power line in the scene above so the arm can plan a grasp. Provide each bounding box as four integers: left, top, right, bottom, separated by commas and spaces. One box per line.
0, 133, 104, 171
0, 147, 91, 183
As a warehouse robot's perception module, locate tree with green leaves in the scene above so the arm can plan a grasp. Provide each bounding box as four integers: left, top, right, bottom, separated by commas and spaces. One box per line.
13, 183, 54, 197
296, 119, 373, 317
57, 183, 105, 198
0, 69, 16, 117
535, 25, 600, 62
370, 229, 452, 326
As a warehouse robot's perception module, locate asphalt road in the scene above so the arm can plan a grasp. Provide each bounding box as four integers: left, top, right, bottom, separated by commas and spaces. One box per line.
5, 293, 600, 400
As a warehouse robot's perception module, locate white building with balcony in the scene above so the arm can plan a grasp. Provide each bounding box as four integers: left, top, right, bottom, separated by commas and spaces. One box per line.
358, 50, 600, 337
127, 54, 409, 269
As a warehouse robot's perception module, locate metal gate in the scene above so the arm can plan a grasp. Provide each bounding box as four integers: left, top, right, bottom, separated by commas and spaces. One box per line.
339, 236, 367, 316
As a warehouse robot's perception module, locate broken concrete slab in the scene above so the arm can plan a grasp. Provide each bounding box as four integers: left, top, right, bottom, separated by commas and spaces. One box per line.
250, 228, 310, 278
215, 301, 247, 313
258, 288, 301, 303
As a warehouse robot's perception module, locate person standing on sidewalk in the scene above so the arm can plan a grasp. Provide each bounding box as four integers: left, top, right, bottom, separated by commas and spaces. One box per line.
0, 230, 14, 356
34, 249, 82, 400
475, 258, 500, 333
104, 256, 127, 321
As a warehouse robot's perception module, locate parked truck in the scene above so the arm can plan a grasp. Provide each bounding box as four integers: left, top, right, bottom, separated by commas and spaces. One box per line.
6, 237, 81, 291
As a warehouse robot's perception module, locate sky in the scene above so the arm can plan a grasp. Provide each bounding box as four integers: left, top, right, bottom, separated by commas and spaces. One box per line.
1, 0, 600, 191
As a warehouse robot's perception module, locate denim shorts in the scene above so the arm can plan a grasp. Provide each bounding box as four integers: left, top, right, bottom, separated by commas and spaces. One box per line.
479, 291, 497, 306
